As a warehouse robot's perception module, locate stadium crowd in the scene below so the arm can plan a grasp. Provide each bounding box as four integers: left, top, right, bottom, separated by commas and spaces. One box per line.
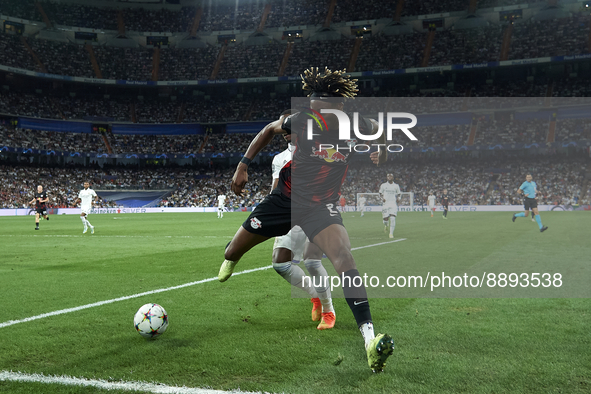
1, 11, 589, 82
0, 0, 570, 34
0, 162, 272, 210
2, 154, 587, 210
489, 158, 589, 206
158, 47, 219, 81
2, 112, 590, 156
157, 165, 270, 209
109, 133, 203, 155
341, 155, 590, 207
473, 119, 548, 145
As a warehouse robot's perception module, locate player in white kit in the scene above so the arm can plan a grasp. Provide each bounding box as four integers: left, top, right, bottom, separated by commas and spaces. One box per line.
379, 174, 401, 239
75, 182, 98, 234
427, 192, 436, 217
271, 125, 335, 330
217, 194, 226, 218
358, 195, 367, 217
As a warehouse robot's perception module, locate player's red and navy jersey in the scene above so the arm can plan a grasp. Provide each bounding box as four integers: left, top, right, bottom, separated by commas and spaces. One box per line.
280, 111, 373, 206
34, 191, 47, 209
277, 160, 292, 198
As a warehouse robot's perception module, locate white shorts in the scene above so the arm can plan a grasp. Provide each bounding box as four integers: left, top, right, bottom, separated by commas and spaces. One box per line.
218, 205, 224, 210
428, 205, 435, 210
382, 204, 398, 217
273, 226, 308, 262
358, 205, 365, 212
81, 206, 92, 215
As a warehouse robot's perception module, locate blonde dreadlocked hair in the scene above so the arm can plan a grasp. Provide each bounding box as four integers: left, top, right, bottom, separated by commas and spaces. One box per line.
301, 67, 359, 98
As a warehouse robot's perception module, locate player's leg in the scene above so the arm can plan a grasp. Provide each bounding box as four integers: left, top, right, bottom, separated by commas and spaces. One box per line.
303, 241, 335, 329
388, 213, 396, 238
272, 230, 320, 308
382, 207, 388, 232
311, 224, 394, 372
80, 213, 88, 233
35, 212, 40, 230
219, 193, 291, 282
220, 206, 224, 218
531, 211, 535, 222
220, 226, 270, 281
83, 211, 94, 232
532, 207, 548, 232
442, 206, 448, 218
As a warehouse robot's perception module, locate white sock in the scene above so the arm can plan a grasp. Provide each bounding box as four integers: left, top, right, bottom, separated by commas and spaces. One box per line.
304, 259, 334, 314
85, 217, 93, 227
389, 216, 396, 235
81, 217, 87, 228
383, 219, 388, 225
273, 261, 318, 298
360, 322, 375, 349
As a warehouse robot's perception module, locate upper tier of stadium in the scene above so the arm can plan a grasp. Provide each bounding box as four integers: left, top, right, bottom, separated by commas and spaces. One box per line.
0, 1, 588, 82
2, 0, 545, 33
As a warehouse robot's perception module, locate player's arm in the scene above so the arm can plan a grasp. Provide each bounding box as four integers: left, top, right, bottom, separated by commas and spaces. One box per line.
232, 117, 287, 195
368, 119, 388, 166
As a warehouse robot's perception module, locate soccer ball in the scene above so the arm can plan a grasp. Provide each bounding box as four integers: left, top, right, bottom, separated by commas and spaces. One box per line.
133, 303, 169, 339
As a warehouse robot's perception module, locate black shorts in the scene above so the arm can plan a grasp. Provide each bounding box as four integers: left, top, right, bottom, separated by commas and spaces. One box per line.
242, 192, 292, 238
242, 192, 344, 241
294, 201, 344, 242
442, 205, 448, 210
524, 198, 537, 211
36, 208, 47, 216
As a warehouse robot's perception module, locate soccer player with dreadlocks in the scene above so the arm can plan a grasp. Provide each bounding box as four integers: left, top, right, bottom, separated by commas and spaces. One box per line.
218, 67, 395, 372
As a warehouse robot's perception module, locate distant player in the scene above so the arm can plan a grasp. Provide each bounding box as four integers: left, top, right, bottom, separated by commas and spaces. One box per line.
379, 173, 401, 238
358, 195, 366, 217
427, 192, 436, 218
217, 194, 227, 218
75, 182, 98, 234
29, 185, 49, 230
512, 174, 548, 232
339, 195, 346, 212
271, 129, 335, 329
441, 189, 450, 219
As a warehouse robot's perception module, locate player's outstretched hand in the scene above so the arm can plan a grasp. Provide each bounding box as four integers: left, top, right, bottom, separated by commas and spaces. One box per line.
370, 151, 380, 165
231, 165, 248, 196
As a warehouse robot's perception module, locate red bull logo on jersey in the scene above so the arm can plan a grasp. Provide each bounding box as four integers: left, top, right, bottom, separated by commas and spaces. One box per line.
310, 147, 349, 163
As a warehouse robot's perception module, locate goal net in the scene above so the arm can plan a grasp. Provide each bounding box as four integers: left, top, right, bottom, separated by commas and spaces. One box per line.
356, 192, 414, 212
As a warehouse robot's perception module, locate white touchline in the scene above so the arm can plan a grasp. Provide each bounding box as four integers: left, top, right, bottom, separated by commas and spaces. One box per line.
0, 238, 406, 330
0, 266, 270, 329
0, 234, 233, 238
0, 371, 257, 394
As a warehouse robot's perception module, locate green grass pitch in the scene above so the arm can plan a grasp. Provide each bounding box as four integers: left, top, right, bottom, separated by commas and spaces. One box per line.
0, 211, 589, 393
